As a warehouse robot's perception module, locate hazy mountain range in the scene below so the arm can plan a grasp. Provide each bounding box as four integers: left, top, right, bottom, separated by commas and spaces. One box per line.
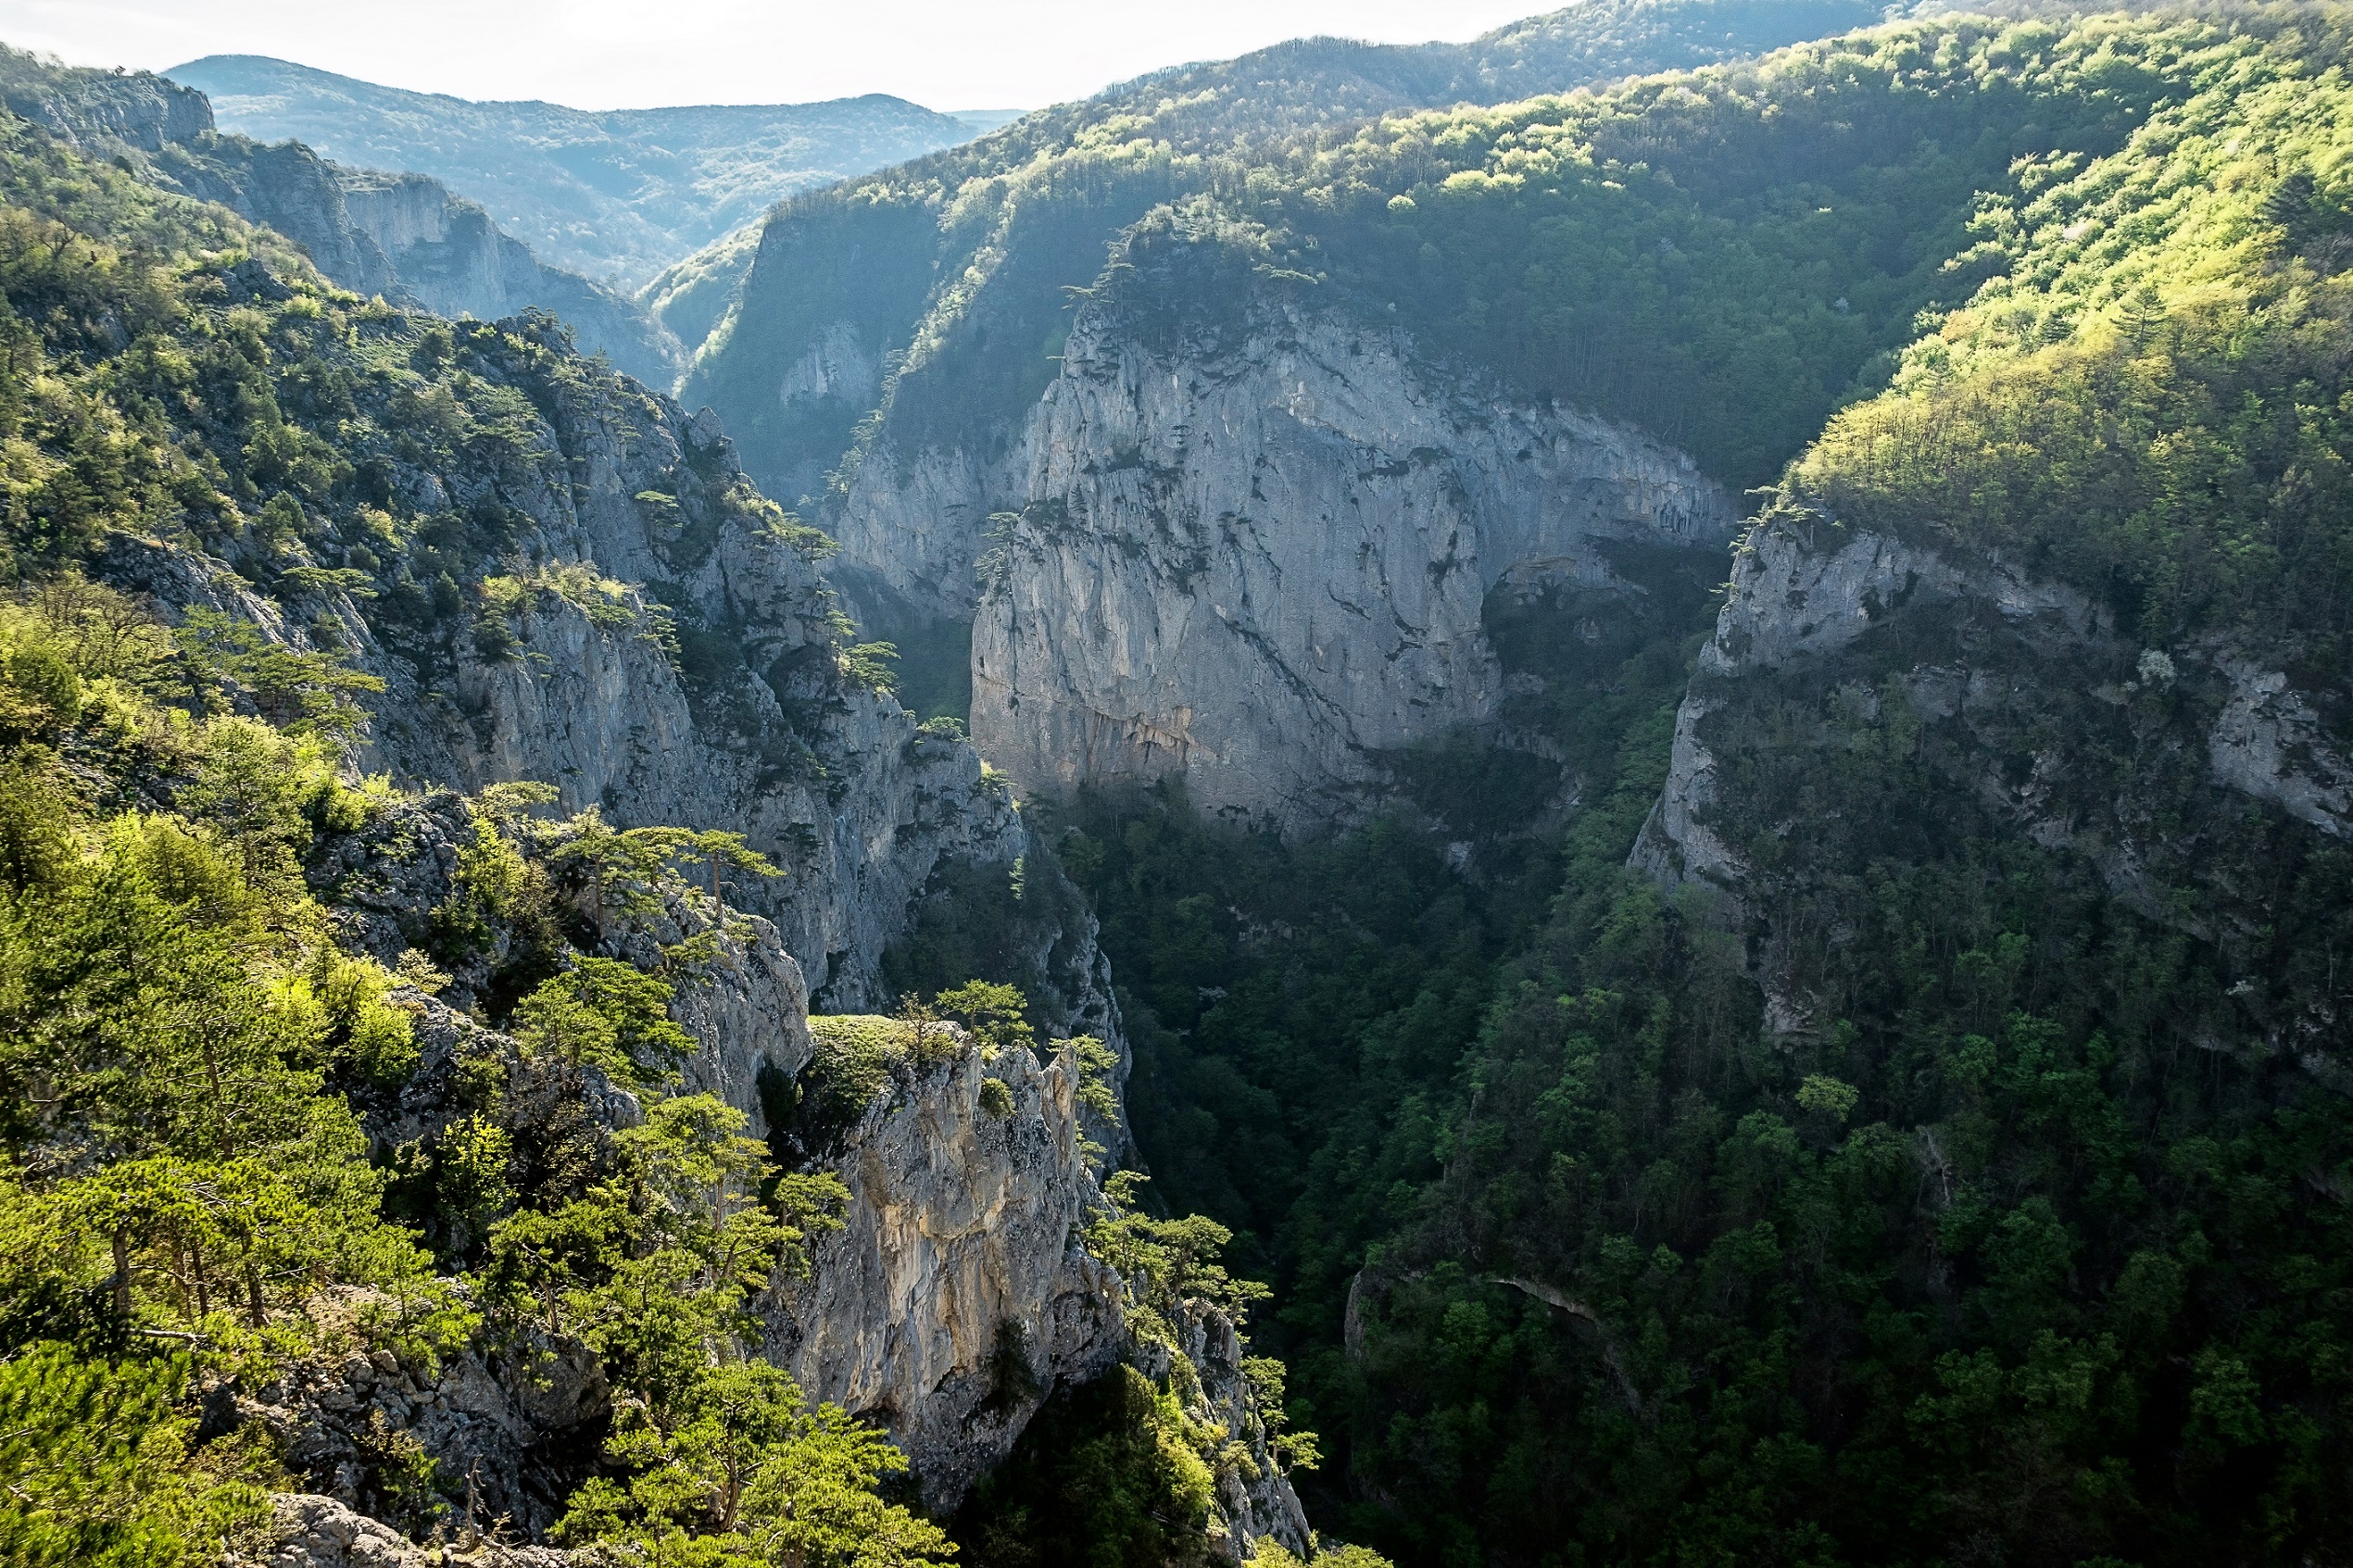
168, 53, 1019, 286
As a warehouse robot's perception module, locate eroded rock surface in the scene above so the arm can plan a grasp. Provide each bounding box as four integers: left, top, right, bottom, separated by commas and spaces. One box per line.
1141, 1301, 1315, 1562
763, 1033, 1126, 1510
828, 222, 1734, 824
245, 1492, 568, 1568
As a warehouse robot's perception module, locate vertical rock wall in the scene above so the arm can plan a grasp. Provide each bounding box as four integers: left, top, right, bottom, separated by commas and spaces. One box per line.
972, 258, 1735, 824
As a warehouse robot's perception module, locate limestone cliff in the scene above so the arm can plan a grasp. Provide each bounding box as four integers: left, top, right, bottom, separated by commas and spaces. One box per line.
1631, 516, 2109, 908
163, 147, 683, 390
332, 169, 684, 389
81, 269, 1162, 1524
0, 47, 213, 150
762, 1033, 1125, 1510
96, 315, 1035, 1012
1145, 1301, 1315, 1562
963, 220, 1734, 823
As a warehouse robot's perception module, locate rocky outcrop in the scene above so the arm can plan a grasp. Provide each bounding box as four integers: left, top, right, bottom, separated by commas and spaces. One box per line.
763, 1032, 1126, 1510
349, 422, 1020, 1010
1632, 508, 2353, 1062
966, 231, 1735, 823
244, 1493, 567, 1568
98, 320, 1040, 1012
1139, 1302, 1314, 1562
335, 170, 684, 389
816, 220, 1733, 826
0, 53, 214, 151
1632, 515, 2109, 897
161, 143, 680, 390
222, 1331, 608, 1543
2208, 655, 2353, 839
89, 287, 1141, 1517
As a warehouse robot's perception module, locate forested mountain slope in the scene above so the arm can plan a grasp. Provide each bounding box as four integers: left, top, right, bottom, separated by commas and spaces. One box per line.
971, 6, 2353, 1564
957, 6, 2219, 821
679, 0, 1894, 511
0, 53, 1322, 1568
0, 47, 686, 387
12, 4, 2353, 1567
170, 55, 1005, 288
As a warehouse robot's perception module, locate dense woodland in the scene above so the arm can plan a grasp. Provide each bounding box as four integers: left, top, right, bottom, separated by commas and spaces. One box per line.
949, 6, 2353, 1566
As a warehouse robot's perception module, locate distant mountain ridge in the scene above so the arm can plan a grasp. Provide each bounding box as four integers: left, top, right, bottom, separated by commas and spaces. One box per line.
678, 0, 1901, 621
167, 54, 1005, 286
0, 47, 686, 386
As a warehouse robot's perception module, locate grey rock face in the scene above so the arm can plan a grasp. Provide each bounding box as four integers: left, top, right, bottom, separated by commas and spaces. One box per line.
226, 1325, 608, 1541
1628, 694, 1740, 893
1698, 518, 2102, 679
966, 280, 1734, 823
97, 299, 1139, 1514
618, 908, 816, 1126
813, 222, 1732, 826
0, 57, 214, 151
1151, 1301, 1314, 1562
245, 1492, 567, 1568
335, 169, 685, 389
1633, 515, 2108, 895
831, 436, 1002, 629
2209, 656, 2353, 838
6, 65, 682, 393
778, 320, 884, 413
450, 415, 1025, 1010
156, 137, 409, 302
101, 326, 1036, 1012
762, 1032, 1126, 1510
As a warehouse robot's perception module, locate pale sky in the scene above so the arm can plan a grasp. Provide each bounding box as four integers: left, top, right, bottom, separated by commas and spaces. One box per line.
0, 1, 1555, 112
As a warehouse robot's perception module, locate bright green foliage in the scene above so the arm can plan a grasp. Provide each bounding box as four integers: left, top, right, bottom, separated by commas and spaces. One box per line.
1789, 8, 2353, 650
173, 609, 385, 742
797, 1011, 960, 1137
560, 1361, 954, 1568
839, 640, 900, 696
0, 675, 451, 1361
1305, 15, 2193, 484
0, 1345, 267, 1568
1247, 1541, 1394, 1568
1087, 1173, 1273, 1339
543, 814, 783, 934
1067, 1034, 1120, 1124
0, 75, 971, 1565
483, 1094, 846, 1395
0, 576, 893, 1555
512, 958, 697, 1087
0, 590, 465, 1554
933, 980, 1033, 1060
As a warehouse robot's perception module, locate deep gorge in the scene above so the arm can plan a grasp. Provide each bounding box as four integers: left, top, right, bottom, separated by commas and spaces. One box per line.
6, 3, 2353, 1566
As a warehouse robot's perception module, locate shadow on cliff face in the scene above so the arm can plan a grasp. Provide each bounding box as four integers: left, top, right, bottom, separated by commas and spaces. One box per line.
950, 1366, 1217, 1568
1378, 534, 1728, 847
